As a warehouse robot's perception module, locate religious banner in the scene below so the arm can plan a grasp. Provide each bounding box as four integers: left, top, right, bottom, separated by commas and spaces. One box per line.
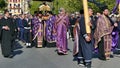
112, 0, 120, 14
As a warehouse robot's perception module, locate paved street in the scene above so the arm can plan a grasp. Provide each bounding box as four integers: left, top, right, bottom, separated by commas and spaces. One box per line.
0, 39, 120, 68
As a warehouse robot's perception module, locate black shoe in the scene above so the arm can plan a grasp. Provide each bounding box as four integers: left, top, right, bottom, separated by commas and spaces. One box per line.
77, 59, 85, 66
26, 46, 32, 48
98, 56, 106, 61
115, 50, 120, 54
72, 39, 74, 41
8, 54, 14, 58
110, 54, 114, 58
85, 62, 91, 68
57, 52, 64, 55
3, 56, 9, 58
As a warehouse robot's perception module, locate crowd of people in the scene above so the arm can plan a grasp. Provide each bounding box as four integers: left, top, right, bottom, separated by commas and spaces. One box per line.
0, 6, 120, 68
72, 7, 120, 68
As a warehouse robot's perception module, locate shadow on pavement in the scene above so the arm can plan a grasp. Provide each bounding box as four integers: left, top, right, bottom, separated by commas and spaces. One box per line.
13, 40, 23, 50
12, 40, 24, 57
13, 50, 23, 57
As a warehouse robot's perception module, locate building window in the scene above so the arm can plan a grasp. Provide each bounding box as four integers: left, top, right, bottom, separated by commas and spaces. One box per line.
18, 4, 20, 7
10, 4, 12, 6
14, 4, 16, 8
10, 4, 12, 9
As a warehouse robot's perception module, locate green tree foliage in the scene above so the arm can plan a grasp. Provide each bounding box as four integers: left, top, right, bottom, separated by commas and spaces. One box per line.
0, 0, 7, 9
88, 0, 116, 13
30, 1, 41, 14
55, 0, 83, 13
30, 0, 116, 14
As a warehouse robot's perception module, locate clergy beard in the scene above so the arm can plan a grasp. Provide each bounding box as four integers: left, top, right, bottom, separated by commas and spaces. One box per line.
39, 16, 42, 18
104, 14, 109, 17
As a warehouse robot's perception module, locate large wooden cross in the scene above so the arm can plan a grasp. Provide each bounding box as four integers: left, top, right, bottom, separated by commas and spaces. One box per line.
83, 0, 91, 34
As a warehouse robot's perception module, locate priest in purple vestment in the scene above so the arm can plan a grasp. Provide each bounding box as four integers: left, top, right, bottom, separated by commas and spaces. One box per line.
32, 11, 44, 48
55, 8, 69, 55
45, 11, 56, 47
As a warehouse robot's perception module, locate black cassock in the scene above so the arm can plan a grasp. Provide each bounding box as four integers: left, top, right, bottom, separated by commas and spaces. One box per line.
0, 17, 14, 57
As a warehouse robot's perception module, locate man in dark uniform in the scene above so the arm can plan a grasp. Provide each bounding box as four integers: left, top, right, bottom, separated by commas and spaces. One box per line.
69, 14, 76, 41
12, 15, 19, 40
9, 15, 19, 51
23, 14, 31, 48
0, 10, 14, 58
77, 8, 96, 68
17, 14, 25, 42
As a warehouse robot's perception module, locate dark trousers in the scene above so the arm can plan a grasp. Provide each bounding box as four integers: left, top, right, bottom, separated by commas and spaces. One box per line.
98, 37, 105, 59
24, 29, 31, 43
19, 28, 24, 41
70, 26, 74, 38
78, 36, 93, 62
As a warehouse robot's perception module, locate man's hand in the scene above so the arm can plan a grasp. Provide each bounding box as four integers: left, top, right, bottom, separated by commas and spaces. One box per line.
114, 23, 118, 27
2, 26, 10, 30
30, 30, 32, 32
85, 36, 91, 42
88, 22, 92, 27
18, 28, 20, 31
28, 22, 31, 25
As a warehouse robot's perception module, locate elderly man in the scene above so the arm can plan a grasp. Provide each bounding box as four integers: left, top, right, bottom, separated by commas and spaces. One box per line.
55, 8, 69, 55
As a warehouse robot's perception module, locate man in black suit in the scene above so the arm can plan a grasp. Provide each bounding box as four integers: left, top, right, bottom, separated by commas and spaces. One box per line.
0, 10, 14, 58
